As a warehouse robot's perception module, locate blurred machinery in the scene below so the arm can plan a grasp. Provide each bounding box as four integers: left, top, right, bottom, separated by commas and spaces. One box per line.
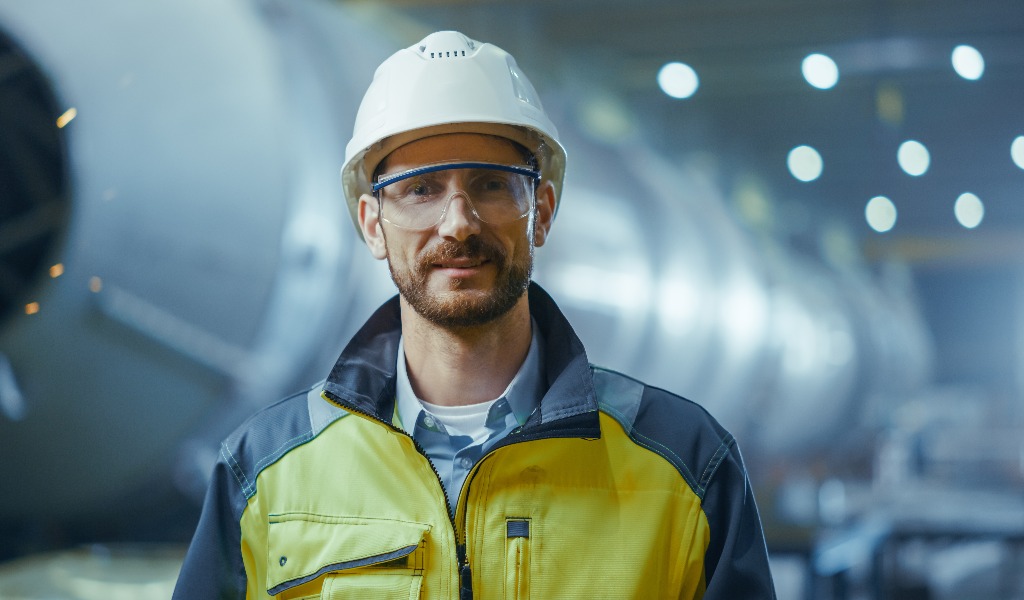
5, 0, 1005, 597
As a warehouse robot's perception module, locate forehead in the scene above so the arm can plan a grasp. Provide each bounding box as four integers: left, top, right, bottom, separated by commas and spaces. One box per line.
380, 133, 524, 174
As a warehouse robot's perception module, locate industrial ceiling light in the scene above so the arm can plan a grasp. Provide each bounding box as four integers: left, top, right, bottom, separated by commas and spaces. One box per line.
802, 53, 839, 90
951, 44, 984, 80
657, 61, 699, 99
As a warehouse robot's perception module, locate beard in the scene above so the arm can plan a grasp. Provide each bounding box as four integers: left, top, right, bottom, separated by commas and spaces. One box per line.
386, 234, 533, 329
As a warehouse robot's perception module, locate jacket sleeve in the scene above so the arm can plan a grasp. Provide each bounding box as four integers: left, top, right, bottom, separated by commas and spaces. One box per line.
699, 439, 777, 599
173, 449, 248, 600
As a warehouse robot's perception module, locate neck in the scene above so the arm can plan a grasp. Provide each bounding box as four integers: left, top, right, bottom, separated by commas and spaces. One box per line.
400, 294, 532, 407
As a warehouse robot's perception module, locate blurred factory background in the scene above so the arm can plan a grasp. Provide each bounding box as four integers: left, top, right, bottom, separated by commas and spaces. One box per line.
0, 0, 1022, 598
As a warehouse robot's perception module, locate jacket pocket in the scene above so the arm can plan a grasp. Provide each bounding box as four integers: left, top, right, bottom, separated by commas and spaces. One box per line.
266, 514, 429, 599
504, 518, 531, 600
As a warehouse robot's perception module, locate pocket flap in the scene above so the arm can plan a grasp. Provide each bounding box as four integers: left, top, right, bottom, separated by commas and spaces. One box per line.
266, 515, 430, 595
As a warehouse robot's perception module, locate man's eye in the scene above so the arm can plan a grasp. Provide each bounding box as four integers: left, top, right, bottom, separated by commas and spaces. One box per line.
475, 173, 516, 192
403, 178, 439, 197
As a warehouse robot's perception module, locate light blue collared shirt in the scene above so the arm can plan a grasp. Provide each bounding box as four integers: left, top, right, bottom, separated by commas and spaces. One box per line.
395, 324, 544, 513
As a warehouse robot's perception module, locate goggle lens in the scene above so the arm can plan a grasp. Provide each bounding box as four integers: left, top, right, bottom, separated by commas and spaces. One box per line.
374, 162, 540, 230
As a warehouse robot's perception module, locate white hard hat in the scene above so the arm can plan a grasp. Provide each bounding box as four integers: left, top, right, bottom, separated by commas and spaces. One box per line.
341, 31, 566, 235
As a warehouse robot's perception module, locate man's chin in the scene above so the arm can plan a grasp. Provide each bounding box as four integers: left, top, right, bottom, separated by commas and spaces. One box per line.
413, 291, 514, 328
431, 277, 497, 295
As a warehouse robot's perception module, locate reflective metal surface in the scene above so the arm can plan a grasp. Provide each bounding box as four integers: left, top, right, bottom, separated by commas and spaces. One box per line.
0, 0, 396, 519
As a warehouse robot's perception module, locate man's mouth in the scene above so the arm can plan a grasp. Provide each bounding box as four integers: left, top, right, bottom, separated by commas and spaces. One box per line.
434, 257, 487, 269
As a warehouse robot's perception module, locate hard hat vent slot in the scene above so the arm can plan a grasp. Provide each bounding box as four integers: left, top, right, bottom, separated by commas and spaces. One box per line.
427, 50, 467, 59
428, 50, 468, 58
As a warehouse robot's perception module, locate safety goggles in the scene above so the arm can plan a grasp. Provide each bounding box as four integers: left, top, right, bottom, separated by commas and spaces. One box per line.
373, 162, 541, 231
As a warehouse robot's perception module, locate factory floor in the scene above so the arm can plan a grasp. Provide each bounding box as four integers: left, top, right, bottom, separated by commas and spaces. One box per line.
0, 545, 183, 600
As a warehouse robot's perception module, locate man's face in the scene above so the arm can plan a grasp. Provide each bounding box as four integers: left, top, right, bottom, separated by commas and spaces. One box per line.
367, 133, 541, 328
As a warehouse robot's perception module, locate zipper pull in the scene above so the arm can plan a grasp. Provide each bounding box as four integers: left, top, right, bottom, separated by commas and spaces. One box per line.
457, 543, 473, 600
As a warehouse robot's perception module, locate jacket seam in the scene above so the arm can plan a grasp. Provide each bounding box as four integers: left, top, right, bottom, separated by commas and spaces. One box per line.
543, 403, 593, 422
221, 443, 254, 498
600, 403, 705, 498
226, 428, 321, 501
252, 430, 315, 475
632, 428, 706, 498
699, 434, 735, 491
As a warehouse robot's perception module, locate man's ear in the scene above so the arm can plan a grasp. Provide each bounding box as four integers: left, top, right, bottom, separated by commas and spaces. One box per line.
533, 180, 556, 247
358, 193, 388, 260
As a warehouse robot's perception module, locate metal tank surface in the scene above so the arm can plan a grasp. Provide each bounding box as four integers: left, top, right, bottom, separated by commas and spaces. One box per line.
0, 0, 933, 557
533, 96, 932, 459
0, 0, 396, 525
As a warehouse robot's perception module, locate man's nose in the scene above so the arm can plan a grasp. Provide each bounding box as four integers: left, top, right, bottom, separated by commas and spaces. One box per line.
436, 191, 482, 240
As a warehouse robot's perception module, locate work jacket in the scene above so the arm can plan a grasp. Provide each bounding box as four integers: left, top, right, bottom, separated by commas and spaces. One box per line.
174, 284, 776, 599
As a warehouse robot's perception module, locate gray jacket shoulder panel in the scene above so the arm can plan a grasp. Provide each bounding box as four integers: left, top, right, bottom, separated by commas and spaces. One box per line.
222, 380, 348, 503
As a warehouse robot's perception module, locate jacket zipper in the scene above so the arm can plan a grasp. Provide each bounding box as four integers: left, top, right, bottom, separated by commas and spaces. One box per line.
321, 391, 471, 597
447, 426, 533, 600
404, 426, 475, 600
323, 391, 593, 600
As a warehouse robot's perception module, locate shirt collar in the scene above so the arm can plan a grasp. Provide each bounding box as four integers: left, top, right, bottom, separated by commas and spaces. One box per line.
395, 321, 544, 434
322, 283, 599, 439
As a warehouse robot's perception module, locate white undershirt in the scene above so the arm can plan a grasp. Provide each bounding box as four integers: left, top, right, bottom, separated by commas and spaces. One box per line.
418, 397, 498, 445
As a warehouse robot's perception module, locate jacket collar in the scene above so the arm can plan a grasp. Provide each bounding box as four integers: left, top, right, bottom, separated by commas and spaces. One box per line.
322, 282, 599, 438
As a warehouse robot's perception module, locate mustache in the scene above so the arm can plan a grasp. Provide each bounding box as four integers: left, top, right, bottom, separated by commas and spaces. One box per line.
421, 237, 505, 266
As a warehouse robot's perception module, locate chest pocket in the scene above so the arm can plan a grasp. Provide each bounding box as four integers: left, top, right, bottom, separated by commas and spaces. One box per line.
266, 514, 429, 599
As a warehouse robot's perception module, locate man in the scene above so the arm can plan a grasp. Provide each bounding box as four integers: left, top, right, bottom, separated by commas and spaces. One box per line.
175, 31, 776, 599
